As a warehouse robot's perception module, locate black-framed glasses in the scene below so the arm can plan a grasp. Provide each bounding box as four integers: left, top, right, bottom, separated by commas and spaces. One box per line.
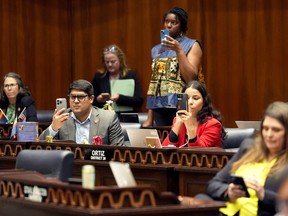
68, 94, 89, 102
4, 83, 18, 89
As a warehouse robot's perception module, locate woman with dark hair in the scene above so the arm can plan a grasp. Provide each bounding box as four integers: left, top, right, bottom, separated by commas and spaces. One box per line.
162, 80, 225, 148
143, 6, 204, 127
0, 72, 37, 123
206, 101, 288, 215
91, 44, 143, 112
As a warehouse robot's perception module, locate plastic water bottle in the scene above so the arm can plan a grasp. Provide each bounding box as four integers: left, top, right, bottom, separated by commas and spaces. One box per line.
82, 165, 95, 189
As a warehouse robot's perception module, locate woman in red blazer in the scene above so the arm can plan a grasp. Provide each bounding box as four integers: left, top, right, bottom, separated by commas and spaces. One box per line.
162, 80, 226, 148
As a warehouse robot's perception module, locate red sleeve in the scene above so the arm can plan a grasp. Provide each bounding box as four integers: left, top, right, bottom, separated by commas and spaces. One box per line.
188, 118, 222, 148
162, 117, 186, 147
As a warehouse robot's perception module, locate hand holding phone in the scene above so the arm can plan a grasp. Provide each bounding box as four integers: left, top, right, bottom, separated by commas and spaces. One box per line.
101, 93, 110, 101
229, 175, 250, 197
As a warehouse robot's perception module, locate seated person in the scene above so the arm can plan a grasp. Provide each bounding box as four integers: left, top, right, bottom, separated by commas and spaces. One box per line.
276, 168, 288, 216
0, 72, 38, 123
162, 80, 225, 148
206, 101, 288, 216
39, 79, 125, 145
91, 44, 143, 113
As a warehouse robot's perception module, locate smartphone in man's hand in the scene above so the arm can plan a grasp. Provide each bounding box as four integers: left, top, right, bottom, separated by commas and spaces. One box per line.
229, 175, 250, 197
56, 98, 67, 112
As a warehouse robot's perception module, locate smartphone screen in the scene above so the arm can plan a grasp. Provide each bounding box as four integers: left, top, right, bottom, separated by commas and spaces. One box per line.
229, 175, 250, 197
56, 98, 67, 111
176, 93, 188, 111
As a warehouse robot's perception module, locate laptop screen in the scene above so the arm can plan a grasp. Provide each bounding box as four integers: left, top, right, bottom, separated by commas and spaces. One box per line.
109, 161, 137, 187
126, 128, 161, 148
235, 121, 261, 131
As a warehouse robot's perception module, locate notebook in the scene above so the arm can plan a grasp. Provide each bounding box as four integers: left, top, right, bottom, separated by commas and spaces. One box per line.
109, 161, 137, 188
235, 121, 261, 131
126, 128, 162, 148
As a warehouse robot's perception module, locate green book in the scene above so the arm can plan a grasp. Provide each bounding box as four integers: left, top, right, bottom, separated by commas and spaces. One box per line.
110, 79, 135, 112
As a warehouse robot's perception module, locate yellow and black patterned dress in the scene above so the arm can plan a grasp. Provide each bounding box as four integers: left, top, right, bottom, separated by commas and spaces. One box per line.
146, 36, 204, 126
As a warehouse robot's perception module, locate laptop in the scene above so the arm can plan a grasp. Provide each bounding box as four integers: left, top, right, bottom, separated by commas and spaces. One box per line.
109, 161, 137, 188
235, 121, 261, 131
126, 128, 162, 148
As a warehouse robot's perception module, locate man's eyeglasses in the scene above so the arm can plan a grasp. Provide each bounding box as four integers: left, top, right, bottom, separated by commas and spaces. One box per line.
68, 94, 89, 102
4, 83, 18, 89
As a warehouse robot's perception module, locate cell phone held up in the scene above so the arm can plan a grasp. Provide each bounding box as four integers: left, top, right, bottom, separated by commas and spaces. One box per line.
160, 29, 170, 42
229, 175, 250, 198
56, 98, 67, 112
176, 93, 188, 114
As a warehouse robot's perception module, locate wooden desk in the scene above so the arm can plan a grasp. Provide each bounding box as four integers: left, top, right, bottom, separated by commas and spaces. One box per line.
0, 170, 225, 216
176, 148, 234, 196
0, 140, 234, 196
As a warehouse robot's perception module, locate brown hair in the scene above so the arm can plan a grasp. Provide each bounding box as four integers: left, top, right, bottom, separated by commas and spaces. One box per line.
231, 101, 288, 176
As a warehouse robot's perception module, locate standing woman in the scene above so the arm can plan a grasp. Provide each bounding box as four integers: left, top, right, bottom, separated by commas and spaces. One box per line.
91, 44, 143, 112
143, 6, 204, 127
0, 72, 38, 123
162, 80, 225, 148
206, 101, 288, 215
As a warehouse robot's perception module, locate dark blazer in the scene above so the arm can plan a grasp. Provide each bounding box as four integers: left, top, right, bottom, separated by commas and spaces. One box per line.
0, 94, 38, 122
39, 107, 125, 146
91, 70, 143, 111
206, 138, 284, 216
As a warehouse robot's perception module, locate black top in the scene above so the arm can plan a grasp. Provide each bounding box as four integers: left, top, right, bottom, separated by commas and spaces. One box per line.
91, 70, 143, 112
0, 95, 38, 122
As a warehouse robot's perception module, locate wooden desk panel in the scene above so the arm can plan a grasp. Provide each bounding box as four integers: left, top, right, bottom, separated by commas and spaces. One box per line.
0, 170, 225, 216
0, 140, 235, 197
74, 160, 179, 194
0, 198, 224, 216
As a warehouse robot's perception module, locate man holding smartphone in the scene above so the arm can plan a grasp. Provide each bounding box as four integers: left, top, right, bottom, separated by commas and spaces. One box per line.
39, 79, 125, 146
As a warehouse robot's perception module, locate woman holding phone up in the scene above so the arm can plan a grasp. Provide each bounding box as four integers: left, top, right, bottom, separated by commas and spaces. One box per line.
206, 101, 288, 216
143, 6, 204, 127
162, 80, 225, 148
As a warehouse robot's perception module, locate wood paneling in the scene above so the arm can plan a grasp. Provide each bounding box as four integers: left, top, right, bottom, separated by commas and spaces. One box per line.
0, 0, 287, 127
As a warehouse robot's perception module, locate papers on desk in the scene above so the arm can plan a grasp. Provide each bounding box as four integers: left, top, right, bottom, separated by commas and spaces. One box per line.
110, 79, 135, 112
17, 122, 38, 141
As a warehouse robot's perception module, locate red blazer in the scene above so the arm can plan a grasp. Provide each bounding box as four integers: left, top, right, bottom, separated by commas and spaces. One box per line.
162, 117, 222, 148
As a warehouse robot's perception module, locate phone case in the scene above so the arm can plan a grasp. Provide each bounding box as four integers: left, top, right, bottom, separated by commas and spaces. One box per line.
56, 98, 67, 111
176, 93, 188, 111
229, 175, 250, 197
160, 29, 170, 41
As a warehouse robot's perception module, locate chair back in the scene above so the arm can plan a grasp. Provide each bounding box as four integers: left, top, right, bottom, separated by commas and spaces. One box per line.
15, 150, 74, 182
222, 128, 257, 149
